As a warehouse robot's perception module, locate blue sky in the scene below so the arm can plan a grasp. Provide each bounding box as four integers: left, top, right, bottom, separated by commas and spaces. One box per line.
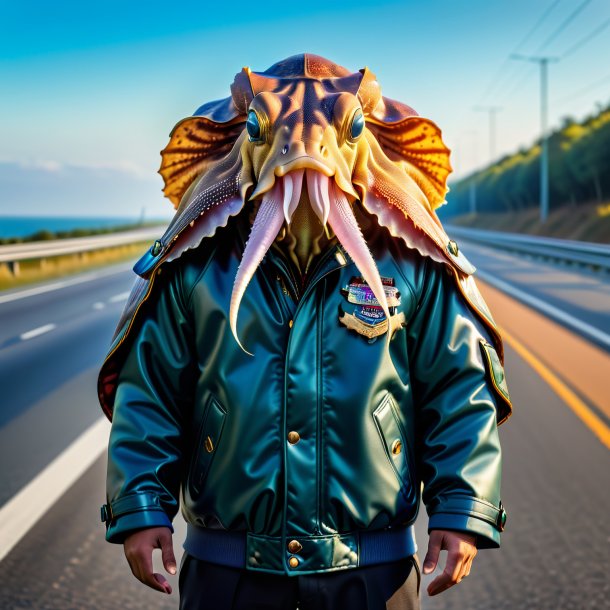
1, 0, 608, 219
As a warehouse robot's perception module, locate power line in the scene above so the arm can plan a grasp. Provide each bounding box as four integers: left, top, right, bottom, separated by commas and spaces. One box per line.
502, 63, 538, 102
478, 0, 562, 103
516, 0, 564, 51
500, 5, 608, 105
552, 72, 610, 105
465, 0, 606, 185
561, 16, 610, 59
501, 2, 603, 105
535, 0, 592, 53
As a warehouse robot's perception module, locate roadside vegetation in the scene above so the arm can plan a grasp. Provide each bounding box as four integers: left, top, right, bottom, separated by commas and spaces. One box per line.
442, 102, 610, 243
0, 241, 156, 291
0, 221, 168, 291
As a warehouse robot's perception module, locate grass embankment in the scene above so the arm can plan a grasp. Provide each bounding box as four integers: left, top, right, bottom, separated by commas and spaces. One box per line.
445, 201, 610, 244
0, 242, 154, 292
448, 104, 610, 219
0, 221, 168, 292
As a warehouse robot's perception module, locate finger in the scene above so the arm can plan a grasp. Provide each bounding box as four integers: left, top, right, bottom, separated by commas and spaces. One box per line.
124, 547, 143, 583
453, 547, 472, 583
460, 544, 477, 579
153, 572, 173, 595
462, 553, 475, 578
455, 559, 469, 583
423, 531, 443, 574
427, 548, 466, 596
136, 548, 168, 593
159, 530, 177, 575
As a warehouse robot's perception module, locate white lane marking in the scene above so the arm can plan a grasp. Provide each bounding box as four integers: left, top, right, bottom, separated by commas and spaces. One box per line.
92, 302, 105, 310
476, 269, 610, 349
108, 291, 130, 303
0, 263, 133, 305
0, 418, 109, 562
19, 323, 57, 341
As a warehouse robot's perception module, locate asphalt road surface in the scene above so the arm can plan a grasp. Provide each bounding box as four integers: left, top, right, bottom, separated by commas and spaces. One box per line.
0, 243, 608, 610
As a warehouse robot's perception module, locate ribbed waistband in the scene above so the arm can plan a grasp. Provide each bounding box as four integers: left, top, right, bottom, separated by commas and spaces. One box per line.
184, 524, 417, 576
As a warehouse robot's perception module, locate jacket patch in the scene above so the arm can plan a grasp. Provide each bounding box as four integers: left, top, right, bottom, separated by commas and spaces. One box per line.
339, 276, 406, 339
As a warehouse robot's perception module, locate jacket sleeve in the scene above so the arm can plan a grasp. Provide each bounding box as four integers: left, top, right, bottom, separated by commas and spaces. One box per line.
102, 263, 199, 544
406, 257, 509, 549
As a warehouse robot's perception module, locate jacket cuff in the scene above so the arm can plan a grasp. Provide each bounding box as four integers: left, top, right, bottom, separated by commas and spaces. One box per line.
427, 495, 507, 549
100, 492, 173, 544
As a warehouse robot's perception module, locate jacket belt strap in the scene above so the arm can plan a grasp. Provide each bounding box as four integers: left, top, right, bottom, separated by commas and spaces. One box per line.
100, 492, 162, 524
184, 524, 417, 575
429, 495, 506, 531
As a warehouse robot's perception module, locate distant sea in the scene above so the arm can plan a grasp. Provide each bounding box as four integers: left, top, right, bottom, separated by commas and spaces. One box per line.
0, 216, 170, 239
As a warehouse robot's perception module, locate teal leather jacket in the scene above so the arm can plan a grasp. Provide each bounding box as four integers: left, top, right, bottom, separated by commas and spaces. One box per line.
98, 211, 512, 576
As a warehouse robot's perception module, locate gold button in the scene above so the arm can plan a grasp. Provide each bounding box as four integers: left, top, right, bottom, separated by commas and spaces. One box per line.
447, 239, 459, 256
288, 319, 293, 328
288, 540, 303, 554
287, 431, 300, 445
205, 435, 214, 453
391, 439, 402, 455
289, 556, 299, 568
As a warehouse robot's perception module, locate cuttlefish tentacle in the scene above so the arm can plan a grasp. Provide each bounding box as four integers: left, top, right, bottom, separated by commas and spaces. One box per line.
324, 174, 391, 326
305, 170, 331, 227
282, 170, 304, 225
229, 179, 285, 355
231, 170, 393, 356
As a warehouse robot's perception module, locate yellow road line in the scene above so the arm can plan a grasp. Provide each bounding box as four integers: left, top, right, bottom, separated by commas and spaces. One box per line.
499, 325, 610, 450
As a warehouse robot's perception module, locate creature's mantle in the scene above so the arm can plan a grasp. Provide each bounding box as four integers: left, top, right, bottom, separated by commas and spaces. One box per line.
97, 54, 512, 424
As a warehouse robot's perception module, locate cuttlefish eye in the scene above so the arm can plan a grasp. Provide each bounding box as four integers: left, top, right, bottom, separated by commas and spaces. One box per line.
350, 109, 365, 140
246, 110, 263, 142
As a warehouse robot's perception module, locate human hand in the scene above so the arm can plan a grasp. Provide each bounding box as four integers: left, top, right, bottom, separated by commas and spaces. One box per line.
422, 529, 477, 596
123, 526, 176, 594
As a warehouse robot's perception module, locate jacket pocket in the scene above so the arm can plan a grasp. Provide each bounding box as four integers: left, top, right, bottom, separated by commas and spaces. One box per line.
373, 392, 415, 504
188, 392, 227, 496
479, 339, 513, 421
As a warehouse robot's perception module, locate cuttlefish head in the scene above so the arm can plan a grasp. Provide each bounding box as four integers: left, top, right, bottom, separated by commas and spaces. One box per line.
244, 82, 363, 205
158, 54, 453, 354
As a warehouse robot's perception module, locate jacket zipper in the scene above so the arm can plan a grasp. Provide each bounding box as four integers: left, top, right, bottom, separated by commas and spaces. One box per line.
271, 253, 301, 303
275, 244, 349, 543
272, 245, 346, 307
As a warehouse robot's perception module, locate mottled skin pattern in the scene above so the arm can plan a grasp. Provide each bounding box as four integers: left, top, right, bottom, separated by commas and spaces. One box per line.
98, 53, 509, 419
158, 53, 456, 352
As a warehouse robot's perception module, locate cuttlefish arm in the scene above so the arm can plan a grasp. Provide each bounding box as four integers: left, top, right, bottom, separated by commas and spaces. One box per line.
155, 54, 459, 356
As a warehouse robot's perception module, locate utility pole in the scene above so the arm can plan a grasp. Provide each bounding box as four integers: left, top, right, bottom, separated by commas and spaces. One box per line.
468, 130, 479, 216
469, 180, 477, 215
473, 105, 502, 161
456, 129, 479, 215
510, 54, 559, 223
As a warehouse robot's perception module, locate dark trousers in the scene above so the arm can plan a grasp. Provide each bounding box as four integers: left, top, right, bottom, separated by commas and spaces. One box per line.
179, 553, 421, 610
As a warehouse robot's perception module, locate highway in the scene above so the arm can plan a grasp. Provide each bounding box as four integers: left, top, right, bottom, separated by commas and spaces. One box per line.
0, 241, 608, 610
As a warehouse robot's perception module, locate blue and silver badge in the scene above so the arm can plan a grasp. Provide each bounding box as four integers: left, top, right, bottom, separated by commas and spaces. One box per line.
339, 276, 405, 339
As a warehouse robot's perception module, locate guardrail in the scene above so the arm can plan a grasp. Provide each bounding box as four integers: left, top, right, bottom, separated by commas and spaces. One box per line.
2, 223, 607, 277
0, 227, 163, 276
446, 225, 610, 272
